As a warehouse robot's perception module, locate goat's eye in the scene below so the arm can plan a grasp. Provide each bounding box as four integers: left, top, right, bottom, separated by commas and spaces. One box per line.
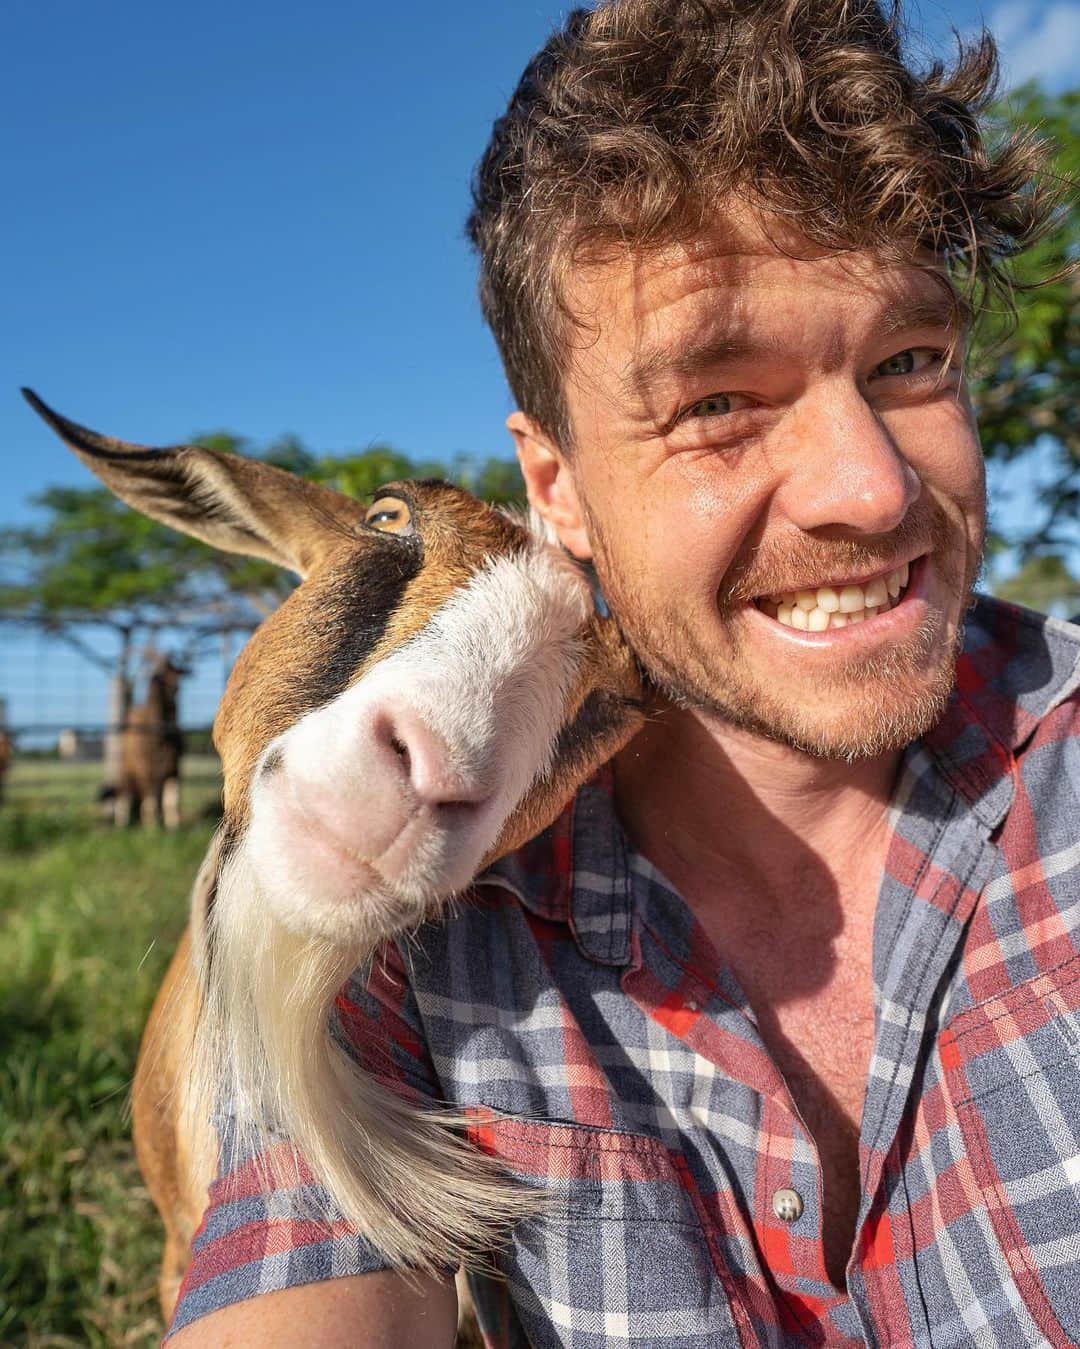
364, 496, 413, 534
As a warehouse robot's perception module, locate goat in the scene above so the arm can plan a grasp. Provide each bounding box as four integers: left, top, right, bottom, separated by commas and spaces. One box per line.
23, 390, 644, 1323
0, 729, 12, 806
115, 654, 185, 827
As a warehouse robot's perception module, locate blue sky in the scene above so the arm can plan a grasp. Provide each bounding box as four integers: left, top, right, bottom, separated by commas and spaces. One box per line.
2, 0, 1077, 734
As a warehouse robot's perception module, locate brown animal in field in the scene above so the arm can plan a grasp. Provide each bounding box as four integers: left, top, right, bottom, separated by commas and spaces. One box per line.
24, 389, 644, 1327
115, 656, 185, 828
0, 729, 12, 806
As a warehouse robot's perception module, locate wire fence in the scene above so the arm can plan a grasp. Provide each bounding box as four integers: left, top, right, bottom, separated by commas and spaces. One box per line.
0, 626, 231, 820
0, 625, 236, 744
0, 724, 222, 821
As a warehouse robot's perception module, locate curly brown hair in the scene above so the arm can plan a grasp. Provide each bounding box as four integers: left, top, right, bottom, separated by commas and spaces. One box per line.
467, 0, 1059, 448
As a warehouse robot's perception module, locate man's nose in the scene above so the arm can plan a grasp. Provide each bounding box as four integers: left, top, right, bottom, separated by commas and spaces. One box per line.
778, 385, 921, 535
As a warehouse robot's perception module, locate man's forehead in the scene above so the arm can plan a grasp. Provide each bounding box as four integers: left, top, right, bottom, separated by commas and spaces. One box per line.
569, 222, 943, 324
562, 229, 958, 397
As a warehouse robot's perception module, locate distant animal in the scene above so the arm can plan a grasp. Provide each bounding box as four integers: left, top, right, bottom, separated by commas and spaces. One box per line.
116, 655, 185, 828
23, 389, 644, 1324
0, 729, 12, 806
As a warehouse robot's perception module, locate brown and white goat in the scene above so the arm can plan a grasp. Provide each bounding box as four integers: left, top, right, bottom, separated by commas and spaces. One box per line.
24, 390, 643, 1320
115, 654, 185, 828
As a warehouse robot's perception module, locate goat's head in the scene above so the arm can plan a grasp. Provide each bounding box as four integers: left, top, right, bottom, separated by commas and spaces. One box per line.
24, 389, 644, 1270
24, 389, 642, 948
147, 654, 185, 706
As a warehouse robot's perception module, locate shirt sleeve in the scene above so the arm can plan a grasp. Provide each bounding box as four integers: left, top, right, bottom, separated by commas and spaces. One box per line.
167, 938, 447, 1338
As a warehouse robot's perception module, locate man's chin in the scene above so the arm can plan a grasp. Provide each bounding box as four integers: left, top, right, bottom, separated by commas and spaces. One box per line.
718, 682, 954, 762
645, 627, 963, 762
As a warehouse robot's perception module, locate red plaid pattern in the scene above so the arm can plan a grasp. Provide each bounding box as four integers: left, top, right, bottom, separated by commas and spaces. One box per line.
170, 597, 1080, 1346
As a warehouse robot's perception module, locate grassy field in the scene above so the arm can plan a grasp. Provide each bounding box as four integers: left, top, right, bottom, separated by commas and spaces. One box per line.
1, 757, 222, 1347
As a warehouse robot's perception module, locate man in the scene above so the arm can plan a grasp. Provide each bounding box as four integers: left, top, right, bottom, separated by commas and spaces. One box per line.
170, 2, 1079, 1345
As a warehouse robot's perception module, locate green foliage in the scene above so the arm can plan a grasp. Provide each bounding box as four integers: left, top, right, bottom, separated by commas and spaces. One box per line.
305, 442, 527, 509
0, 809, 216, 1346
971, 85, 1079, 613
0, 484, 276, 627
0, 758, 222, 1345
994, 554, 1080, 614
453, 454, 531, 508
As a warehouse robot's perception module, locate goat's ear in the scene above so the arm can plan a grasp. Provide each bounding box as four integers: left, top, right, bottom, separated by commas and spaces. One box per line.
22, 389, 357, 577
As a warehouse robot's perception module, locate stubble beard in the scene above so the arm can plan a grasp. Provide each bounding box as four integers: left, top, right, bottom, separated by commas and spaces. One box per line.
584, 500, 983, 763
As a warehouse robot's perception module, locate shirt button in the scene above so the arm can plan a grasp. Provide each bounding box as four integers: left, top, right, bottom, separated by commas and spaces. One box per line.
686, 999, 700, 1012
772, 1188, 804, 1223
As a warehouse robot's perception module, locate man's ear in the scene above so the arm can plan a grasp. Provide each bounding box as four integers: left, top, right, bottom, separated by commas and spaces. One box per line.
507, 412, 592, 560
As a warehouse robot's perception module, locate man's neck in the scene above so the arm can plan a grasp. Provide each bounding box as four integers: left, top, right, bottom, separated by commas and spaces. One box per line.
613, 702, 901, 926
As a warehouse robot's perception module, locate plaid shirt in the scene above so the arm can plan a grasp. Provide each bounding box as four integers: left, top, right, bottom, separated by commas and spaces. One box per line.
171, 596, 1080, 1347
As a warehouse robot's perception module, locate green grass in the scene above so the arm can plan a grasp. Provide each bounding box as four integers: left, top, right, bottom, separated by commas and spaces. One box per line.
1, 760, 221, 1347
4, 755, 223, 819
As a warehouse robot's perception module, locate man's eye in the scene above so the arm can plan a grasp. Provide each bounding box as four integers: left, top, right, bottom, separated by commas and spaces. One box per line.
872, 348, 943, 378
682, 393, 750, 419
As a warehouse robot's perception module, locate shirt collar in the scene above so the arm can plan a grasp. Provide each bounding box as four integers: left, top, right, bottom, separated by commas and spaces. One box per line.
478, 764, 634, 966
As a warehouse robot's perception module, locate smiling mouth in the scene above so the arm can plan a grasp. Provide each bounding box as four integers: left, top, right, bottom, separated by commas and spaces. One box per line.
753, 560, 914, 631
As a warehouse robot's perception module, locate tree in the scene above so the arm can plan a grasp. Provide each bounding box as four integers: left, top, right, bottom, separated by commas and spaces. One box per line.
971, 84, 1079, 614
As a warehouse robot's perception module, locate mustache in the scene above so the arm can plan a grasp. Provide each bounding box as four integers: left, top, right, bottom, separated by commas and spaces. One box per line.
721, 500, 953, 606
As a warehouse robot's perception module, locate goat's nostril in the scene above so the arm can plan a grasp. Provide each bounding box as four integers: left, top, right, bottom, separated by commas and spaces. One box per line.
373, 707, 488, 808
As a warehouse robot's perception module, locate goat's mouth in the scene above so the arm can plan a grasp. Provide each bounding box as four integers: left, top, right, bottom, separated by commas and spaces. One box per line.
752, 558, 918, 632
247, 765, 504, 942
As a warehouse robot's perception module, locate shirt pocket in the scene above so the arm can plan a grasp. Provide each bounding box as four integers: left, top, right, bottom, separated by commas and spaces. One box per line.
466, 1112, 750, 1349
939, 953, 1080, 1345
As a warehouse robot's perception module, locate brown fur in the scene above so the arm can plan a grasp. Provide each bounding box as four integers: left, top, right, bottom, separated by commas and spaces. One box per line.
131, 837, 223, 1316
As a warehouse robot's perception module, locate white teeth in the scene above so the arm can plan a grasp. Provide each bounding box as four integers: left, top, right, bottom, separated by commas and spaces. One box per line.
761, 561, 914, 632
839, 585, 866, 614
863, 577, 888, 608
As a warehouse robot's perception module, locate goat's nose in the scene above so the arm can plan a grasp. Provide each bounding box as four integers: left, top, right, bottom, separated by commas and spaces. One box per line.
373, 706, 488, 809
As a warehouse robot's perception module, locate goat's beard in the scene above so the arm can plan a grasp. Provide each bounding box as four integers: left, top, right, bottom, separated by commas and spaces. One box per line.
187, 837, 539, 1273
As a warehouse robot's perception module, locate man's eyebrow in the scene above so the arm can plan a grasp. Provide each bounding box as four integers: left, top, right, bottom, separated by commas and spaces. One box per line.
621, 333, 771, 398
874, 292, 968, 341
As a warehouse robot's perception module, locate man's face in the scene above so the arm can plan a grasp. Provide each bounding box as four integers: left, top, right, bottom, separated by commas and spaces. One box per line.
522, 215, 986, 760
